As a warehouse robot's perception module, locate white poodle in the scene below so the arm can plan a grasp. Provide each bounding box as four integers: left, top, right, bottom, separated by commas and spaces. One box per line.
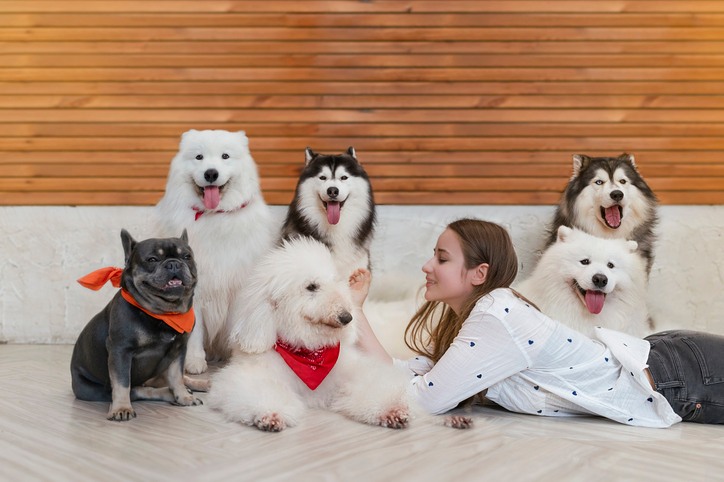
208, 237, 412, 432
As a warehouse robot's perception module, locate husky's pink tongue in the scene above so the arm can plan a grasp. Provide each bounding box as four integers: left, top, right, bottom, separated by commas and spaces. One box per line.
585, 290, 606, 314
326, 201, 341, 225
604, 206, 621, 228
203, 186, 220, 210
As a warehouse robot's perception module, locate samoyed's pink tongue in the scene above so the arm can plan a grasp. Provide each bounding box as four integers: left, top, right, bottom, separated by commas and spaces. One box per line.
585, 290, 605, 314
604, 206, 621, 228
203, 186, 220, 210
326, 201, 341, 225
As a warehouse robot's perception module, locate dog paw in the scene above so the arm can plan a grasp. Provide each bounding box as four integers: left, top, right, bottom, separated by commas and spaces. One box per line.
107, 406, 136, 422
253, 413, 287, 432
443, 415, 473, 429
378, 407, 409, 429
184, 357, 208, 375
174, 392, 203, 407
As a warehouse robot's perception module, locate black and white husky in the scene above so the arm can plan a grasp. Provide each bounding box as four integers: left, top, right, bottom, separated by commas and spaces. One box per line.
546, 153, 659, 273
280, 147, 376, 278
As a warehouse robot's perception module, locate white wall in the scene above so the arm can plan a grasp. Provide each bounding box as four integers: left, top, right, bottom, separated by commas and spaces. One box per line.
1, 205, 722, 344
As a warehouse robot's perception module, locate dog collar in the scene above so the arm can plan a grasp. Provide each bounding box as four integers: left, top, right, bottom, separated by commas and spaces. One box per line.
77, 266, 195, 334
274, 339, 340, 390
193, 200, 249, 221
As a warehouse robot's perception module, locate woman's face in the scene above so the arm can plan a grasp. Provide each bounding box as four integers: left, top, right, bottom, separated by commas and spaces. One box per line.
422, 228, 480, 314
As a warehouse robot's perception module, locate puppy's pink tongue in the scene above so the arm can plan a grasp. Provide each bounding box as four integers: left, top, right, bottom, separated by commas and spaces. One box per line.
203, 186, 220, 209
585, 290, 605, 314
326, 201, 341, 225
604, 206, 621, 228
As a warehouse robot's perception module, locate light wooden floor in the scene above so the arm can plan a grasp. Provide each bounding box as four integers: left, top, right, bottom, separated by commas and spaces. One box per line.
2, 345, 724, 482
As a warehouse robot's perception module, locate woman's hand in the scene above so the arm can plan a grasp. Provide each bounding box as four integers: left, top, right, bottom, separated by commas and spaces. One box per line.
348, 268, 371, 309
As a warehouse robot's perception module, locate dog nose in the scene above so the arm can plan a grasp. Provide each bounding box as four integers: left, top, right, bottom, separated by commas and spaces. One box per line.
327, 186, 339, 198
204, 169, 219, 183
164, 260, 182, 273
610, 190, 624, 202
592, 274, 608, 289
338, 311, 353, 325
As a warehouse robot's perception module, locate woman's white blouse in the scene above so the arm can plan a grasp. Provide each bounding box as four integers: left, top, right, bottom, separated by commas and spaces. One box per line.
395, 288, 681, 428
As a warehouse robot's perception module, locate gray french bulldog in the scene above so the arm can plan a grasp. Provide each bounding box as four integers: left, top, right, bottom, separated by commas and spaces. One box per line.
70, 229, 202, 421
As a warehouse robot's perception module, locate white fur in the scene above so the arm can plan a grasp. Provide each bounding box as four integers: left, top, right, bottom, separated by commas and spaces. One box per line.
516, 226, 650, 338
155, 129, 276, 373
570, 155, 653, 242
209, 237, 411, 431
295, 163, 373, 278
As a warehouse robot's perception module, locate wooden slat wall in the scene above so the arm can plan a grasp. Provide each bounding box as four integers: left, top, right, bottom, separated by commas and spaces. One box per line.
2, 1, 724, 206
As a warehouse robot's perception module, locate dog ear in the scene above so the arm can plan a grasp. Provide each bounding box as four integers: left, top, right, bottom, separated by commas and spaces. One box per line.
626, 240, 639, 253
120, 229, 136, 266
305, 147, 316, 165
347, 146, 357, 160
228, 295, 277, 354
556, 225, 573, 243
235, 130, 249, 147
571, 154, 590, 179
620, 152, 638, 171
179, 229, 188, 243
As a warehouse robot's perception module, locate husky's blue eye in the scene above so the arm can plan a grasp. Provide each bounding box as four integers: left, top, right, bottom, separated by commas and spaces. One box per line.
594, 180, 604, 185
222, 153, 229, 159
607, 262, 614, 269
580, 259, 590, 265
319, 176, 327, 181
195, 154, 203, 160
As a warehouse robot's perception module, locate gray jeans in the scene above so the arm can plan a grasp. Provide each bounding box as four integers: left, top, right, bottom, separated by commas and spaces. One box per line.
646, 330, 724, 424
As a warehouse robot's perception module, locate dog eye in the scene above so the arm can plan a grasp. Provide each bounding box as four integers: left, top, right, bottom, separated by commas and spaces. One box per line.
183, 254, 192, 260
222, 153, 229, 159
195, 154, 203, 160
594, 180, 604, 185
306, 283, 319, 292
619, 179, 627, 184
607, 262, 615, 269
319, 176, 327, 181
147, 256, 159, 263
580, 259, 590, 265
340, 176, 348, 181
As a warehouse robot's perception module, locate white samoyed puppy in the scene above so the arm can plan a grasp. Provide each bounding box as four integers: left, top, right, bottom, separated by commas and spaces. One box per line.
208, 237, 413, 432
155, 129, 276, 373
516, 226, 651, 338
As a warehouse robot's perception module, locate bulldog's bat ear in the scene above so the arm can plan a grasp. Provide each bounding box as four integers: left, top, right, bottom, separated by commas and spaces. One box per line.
120, 229, 136, 265
180, 229, 188, 243
304, 147, 316, 165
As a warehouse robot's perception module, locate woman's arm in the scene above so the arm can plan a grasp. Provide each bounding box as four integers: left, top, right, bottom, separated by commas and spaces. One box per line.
348, 269, 393, 364
408, 307, 530, 415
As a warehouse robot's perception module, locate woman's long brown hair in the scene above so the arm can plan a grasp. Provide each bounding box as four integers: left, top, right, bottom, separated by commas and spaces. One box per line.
404, 219, 520, 362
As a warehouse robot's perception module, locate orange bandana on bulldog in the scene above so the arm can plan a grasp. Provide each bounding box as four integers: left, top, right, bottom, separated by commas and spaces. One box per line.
77, 267, 195, 334
274, 339, 340, 390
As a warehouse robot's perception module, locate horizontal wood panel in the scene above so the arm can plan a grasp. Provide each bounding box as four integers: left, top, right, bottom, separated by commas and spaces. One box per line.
2, 2, 723, 206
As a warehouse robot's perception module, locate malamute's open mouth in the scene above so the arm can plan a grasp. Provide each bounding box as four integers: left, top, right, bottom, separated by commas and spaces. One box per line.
573, 280, 606, 314
321, 199, 346, 225
600, 205, 623, 229
195, 182, 228, 210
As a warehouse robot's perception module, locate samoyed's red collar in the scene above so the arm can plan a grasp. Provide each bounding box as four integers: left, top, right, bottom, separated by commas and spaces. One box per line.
274, 339, 340, 390
193, 201, 249, 221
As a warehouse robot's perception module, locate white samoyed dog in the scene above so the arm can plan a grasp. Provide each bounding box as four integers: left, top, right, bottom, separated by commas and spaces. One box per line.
208, 237, 413, 432
155, 129, 276, 374
516, 226, 651, 338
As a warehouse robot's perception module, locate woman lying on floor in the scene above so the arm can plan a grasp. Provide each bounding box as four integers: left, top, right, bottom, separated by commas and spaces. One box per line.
349, 218, 724, 427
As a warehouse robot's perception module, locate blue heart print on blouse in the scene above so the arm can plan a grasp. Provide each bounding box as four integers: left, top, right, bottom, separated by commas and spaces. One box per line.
628, 418, 633, 422
470, 341, 475, 347
537, 410, 542, 414
505, 308, 509, 313
605, 357, 609, 362
428, 381, 434, 387
572, 391, 577, 396
477, 374, 482, 378
528, 340, 534, 345
534, 385, 539, 390
647, 397, 653, 402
